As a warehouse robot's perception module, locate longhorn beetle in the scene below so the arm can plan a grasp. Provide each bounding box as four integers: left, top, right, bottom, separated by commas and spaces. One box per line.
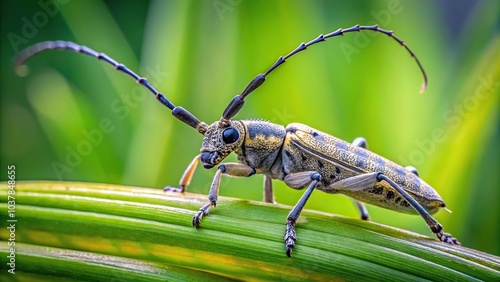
15, 24, 460, 257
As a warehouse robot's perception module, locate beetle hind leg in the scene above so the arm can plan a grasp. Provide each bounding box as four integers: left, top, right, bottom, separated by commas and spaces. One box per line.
352, 137, 370, 221
375, 173, 461, 245
330, 171, 460, 245
353, 200, 370, 221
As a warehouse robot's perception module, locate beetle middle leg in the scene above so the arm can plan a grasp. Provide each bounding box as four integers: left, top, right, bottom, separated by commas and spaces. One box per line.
283, 171, 321, 257
192, 163, 255, 228
263, 175, 274, 203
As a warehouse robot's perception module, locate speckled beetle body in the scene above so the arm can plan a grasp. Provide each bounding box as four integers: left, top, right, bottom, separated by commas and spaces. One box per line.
279, 123, 444, 214
15, 24, 460, 257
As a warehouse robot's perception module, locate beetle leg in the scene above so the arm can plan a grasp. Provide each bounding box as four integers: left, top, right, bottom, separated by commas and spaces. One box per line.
376, 174, 460, 245
331, 172, 460, 245
164, 154, 199, 193
192, 163, 255, 228
352, 137, 368, 148
284, 171, 320, 189
263, 175, 274, 203
283, 171, 321, 257
351, 137, 370, 221
353, 200, 370, 221
327, 172, 380, 191
405, 166, 419, 177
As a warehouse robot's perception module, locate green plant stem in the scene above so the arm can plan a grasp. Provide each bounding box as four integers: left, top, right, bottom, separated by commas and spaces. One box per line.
0, 181, 499, 281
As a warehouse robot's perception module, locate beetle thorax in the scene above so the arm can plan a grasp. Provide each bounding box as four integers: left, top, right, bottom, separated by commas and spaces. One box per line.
237, 120, 287, 174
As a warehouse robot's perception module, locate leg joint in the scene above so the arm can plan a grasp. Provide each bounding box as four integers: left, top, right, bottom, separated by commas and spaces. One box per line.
218, 164, 226, 173
311, 172, 321, 181
431, 223, 443, 234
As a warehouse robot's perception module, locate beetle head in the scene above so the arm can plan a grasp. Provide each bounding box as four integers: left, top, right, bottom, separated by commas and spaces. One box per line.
199, 120, 245, 169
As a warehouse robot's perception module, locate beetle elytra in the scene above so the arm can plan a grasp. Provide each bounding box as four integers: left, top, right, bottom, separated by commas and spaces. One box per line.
15, 24, 460, 257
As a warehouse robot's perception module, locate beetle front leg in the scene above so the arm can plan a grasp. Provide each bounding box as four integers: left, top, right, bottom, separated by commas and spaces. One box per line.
192, 163, 255, 228
164, 154, 200, 193
283, 171, 321, 257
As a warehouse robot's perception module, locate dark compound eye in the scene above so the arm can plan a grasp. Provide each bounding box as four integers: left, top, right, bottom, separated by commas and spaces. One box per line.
222, 127, 239, 144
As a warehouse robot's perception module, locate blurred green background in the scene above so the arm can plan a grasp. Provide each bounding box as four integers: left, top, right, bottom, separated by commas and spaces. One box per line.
1, 0, 498, 256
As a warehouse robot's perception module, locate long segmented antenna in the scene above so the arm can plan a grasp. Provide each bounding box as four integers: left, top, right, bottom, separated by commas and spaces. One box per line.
14, 40, 208, 135
221, 24, 428, 124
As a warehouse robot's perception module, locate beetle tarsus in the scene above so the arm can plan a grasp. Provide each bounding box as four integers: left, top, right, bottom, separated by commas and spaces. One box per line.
360, 213, 370, 221
284, 220, 296, 257
437, 231, 461, 245
192, 202, 212, 228
192, 212, 203, 228
163, 186, 184, 193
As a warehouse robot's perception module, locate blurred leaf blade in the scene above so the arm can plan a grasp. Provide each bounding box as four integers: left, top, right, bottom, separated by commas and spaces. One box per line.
0, 243, 232, 282
1, 181, 499, 281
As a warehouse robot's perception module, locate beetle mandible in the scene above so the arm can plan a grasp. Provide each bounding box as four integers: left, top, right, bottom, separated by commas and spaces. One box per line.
15, 24, 460, 257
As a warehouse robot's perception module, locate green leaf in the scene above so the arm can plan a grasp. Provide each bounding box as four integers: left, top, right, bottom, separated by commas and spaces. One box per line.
1, 181, 499, 281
